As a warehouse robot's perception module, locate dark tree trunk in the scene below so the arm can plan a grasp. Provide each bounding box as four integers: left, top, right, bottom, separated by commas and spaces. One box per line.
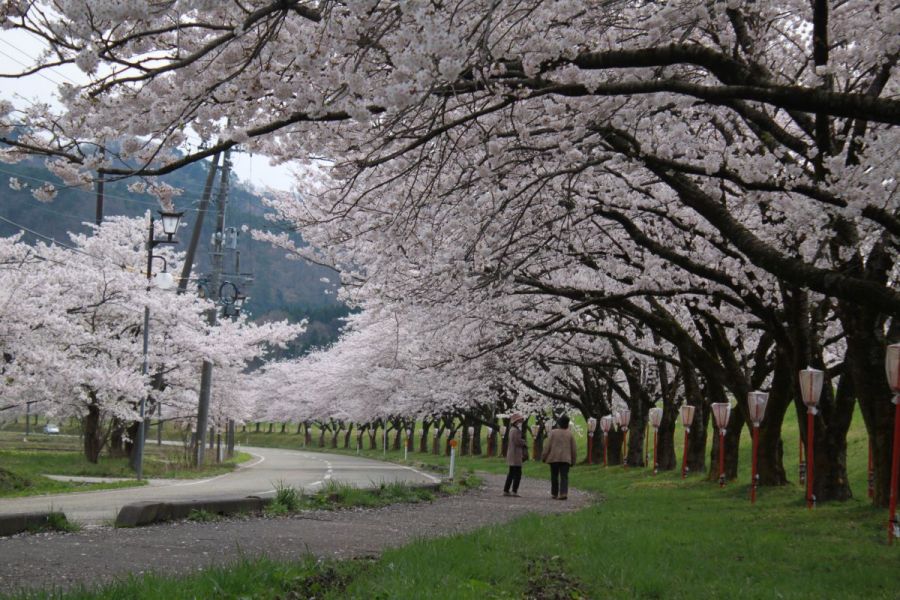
304, 422, 312, 446
368, 428, 378, 450
343, 425, 353, 449
82, 402, 103, 464
419, 421, 431, 453
472, 423, 482, 455
318, 428, 326, 448
757, 350, 792, 486
109, 421, 126, 458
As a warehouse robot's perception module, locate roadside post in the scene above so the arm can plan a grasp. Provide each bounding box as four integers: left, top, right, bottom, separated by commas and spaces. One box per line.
449, 438, 458, 481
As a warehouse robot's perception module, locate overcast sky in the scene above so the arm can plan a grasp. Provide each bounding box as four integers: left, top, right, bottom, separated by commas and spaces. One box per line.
0, 28, 297, 192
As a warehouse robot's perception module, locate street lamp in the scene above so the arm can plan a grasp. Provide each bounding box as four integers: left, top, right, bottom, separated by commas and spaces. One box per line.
680, 404, 695, 479
599, 415, 613, 466
648, 407, 663, 474
799, 368, 823, 509
134, 210, 183, 481
884, 344, 900, 543
711, 402, 731, 488
747, 391, 769, 504
587, 417, 597, 464
618, 409, 631, 468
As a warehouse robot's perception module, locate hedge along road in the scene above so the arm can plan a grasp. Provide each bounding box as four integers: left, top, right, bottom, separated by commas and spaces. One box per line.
0, 446, 441, 526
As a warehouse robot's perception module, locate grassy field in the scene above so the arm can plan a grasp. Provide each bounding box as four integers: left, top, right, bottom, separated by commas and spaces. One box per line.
9, 407, 897, 599
0, 431, 252, 498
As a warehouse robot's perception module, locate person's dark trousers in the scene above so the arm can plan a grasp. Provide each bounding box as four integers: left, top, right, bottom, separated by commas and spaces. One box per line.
550, 462, 570, 498
504, 466, 522, 493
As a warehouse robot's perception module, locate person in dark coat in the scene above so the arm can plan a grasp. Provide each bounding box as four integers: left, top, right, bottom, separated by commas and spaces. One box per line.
503, 413, 527, 496
542, 415, 577, 500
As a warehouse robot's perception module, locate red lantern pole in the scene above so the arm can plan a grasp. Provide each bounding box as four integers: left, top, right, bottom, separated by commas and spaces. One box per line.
751, 426, 760, 503
679, 405, 695, 479
889, 394, 900, 544
806, 409, 815, 509
799, 369, 823, 509
653, 428, 658, 475
868, 440, 874, 500
711, 403, 730, 488
587, 433, 594, 465
748, 391, 768, 504
718, 428, 726, 488
603, 433, 608, 467
622, 429, 629, 469
645, 423, 650, 467
798, 436, 806, 485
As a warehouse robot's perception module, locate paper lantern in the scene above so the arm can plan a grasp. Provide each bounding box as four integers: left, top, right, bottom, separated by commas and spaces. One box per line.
587, 417, 597, 433
748, 391, 769, 427
648, 407, 663, 429
618, 409, 631, 430
680, 405, 695, 429
885, 344, 900, 393
799, 368, 824, 410
599, 415, 613, 433
711, 402, 731, 431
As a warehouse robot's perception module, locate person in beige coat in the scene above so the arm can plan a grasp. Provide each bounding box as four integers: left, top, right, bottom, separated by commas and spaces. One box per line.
542, 415, 577, 500
503, 413, 528, 496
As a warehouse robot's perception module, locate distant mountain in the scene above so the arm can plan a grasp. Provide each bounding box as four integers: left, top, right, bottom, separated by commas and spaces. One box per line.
0, 152, 348, 356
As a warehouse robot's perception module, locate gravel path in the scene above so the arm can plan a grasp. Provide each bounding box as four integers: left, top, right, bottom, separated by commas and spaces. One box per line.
0, 473, 592, 594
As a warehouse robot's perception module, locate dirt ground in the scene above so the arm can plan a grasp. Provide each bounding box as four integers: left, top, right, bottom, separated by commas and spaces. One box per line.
0, 473, 592, 594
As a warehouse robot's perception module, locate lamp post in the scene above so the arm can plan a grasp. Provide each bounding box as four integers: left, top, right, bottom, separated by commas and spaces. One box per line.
711, 402, 731, 488
599, 415, 613, 466
884, 344, 900, 543
587, 417, 597, 464
134, 210, 183, 481
648, 407, 662, 474
799, 368, 824, 509
747, 391, 769, 504
680, 405, 695, 478
618, 409, 631, 467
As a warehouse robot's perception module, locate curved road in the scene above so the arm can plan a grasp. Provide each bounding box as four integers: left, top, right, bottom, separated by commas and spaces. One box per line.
0, 446, 440, 526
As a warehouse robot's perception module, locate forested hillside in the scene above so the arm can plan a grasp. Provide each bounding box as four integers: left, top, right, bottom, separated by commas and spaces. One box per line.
0, 154, 348, 356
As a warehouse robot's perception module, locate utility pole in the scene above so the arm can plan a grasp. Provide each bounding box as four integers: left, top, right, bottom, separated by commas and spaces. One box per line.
178, 152, 221, 293
196, 150, 231, 466
95, 149, 105, 227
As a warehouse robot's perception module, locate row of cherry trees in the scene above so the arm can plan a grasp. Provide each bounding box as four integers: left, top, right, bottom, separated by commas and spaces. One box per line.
0, 1, 896, 502
0, 215, 303, 461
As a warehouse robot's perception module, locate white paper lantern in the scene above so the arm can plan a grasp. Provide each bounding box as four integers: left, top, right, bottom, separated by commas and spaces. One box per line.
885, 344, 900, 393
799, 368, 824, 411
747, 391, 769, 427
587, 417, 597, 433
711, 402, 731, 431
680, 405, 695, 429
648, 407, 663, 429
618, 409, 632, 430
599, 415, 613, 434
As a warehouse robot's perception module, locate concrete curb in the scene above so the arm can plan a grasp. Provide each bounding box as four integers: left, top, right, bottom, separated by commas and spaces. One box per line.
115, 497, 269, 527
0, 511, 63, 537
115, 482, 446, 528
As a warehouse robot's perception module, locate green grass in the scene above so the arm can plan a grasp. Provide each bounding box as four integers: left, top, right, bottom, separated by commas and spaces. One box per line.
0, 431, 252, 498
265, 476, 480, 515
5, 556, 361, 600
9, 409, 897, 598
26, 512, 81, 534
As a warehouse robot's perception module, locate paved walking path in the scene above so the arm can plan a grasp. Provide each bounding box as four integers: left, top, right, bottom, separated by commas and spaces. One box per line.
0, 446, 440, 526
0, 470, 591, 594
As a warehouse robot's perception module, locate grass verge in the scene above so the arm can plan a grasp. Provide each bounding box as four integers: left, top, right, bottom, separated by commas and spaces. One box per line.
265, 474, 481, 516
4, 555, 362, 600
0, 431, 252, 498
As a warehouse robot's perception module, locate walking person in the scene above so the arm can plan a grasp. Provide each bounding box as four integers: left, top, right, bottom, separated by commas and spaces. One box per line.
542, 415, 577, 500
503, 413, 527, 496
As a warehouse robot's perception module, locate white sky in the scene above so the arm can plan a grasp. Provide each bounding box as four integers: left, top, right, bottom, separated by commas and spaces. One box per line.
0, 28, 297, 192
